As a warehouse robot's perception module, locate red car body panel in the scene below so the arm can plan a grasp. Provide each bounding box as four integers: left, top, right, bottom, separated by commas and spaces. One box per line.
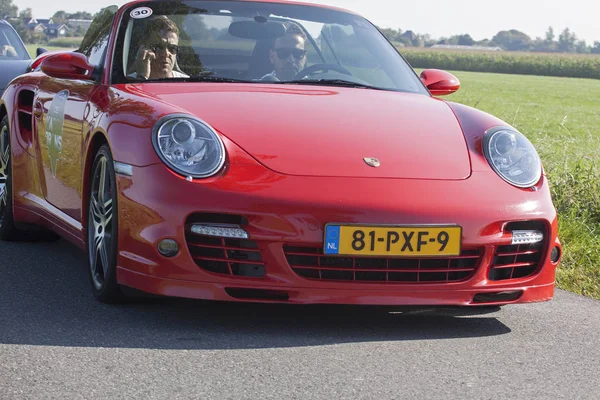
110, 160, 559, 305
138, 84, 471, 179
0, 0, 561, 306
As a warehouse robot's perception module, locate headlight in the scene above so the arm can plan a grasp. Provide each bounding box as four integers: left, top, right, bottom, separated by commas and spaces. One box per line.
152, 115, 225, 178
483, 127, 542, 188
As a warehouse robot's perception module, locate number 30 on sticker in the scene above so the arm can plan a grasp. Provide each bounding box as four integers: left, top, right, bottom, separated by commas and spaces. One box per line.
130, 7, 153, 19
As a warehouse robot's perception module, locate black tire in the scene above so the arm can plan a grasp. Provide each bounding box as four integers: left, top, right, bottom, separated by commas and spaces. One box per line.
87, 144, 124, 303
0, 116, 23, 240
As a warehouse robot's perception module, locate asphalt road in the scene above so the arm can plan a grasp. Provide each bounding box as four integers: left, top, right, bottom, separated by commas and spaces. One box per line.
1, 238, 599, 399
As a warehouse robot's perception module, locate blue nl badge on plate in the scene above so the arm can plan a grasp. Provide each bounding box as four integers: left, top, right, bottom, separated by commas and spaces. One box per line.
324, 225, 341, 254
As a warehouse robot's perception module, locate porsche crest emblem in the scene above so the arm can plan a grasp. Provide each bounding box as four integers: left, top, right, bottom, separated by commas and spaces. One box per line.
363, 157, 380, 168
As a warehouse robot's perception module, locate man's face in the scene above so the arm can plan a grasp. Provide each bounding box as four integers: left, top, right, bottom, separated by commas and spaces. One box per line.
269, 33, 307, 80
150, 30, 179, 78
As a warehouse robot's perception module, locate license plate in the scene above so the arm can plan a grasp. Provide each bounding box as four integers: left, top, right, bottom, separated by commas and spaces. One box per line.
324, 224, 462, 257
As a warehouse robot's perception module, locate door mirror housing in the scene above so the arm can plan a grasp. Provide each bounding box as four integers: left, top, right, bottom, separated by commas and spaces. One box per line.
420, 69, 460, 96
36, 47, 48, 57
40, 52, 95, 81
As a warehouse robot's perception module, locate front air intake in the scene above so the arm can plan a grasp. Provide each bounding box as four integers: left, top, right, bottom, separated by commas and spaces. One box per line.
225, 288, 289, 301
489, 221, 547, 281
473, 291, 523, 303
185, 213, 264, 277
284, 245, 482, 283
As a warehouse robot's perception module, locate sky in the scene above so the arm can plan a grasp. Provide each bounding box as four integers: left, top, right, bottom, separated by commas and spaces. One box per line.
12, 0, 600, 44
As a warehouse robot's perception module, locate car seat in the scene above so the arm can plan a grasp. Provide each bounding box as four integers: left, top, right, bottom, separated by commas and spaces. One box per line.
245, 39, 275, 80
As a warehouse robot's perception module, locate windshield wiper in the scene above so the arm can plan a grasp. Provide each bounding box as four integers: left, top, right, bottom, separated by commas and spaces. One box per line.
129, 76, 252, 83
128, 76, 381, 89
187, 75, 252, 83
281, 79, 379, 90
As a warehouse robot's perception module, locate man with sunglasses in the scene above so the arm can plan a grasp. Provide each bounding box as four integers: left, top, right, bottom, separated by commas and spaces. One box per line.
133, 16, 189, 80
262, 22, 307, 81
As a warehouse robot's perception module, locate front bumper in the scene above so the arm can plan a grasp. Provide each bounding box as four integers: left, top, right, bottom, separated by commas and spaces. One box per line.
114, 163, 561, 306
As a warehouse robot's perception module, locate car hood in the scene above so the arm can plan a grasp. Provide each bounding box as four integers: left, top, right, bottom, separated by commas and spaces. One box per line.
0, 60, 30, 95
140, 83, 471, 179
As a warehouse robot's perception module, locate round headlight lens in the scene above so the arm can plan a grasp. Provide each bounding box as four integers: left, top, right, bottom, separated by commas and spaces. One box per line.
494, 131, 517, 156
483, 128, 542, 188
153, 115, 225, 178
172, 120, 195, 145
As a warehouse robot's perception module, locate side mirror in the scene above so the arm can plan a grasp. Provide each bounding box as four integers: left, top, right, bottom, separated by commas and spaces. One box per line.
40, 52, 95, 81
27, 51, 53, 72
420, 69, 460, 96
27, 49, 54, 72
36, 47, 48, 57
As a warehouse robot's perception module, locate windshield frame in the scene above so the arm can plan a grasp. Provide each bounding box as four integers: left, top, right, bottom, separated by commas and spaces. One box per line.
109, 0, 429, 95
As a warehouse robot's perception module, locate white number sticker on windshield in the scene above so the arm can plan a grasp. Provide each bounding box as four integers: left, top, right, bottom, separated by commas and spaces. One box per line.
130, 7, 153, 19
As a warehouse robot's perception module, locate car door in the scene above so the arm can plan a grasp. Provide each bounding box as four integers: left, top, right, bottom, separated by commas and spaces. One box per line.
34, 7, 117, 221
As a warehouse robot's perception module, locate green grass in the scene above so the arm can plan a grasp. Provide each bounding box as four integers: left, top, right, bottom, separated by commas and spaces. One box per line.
25, 45, 75, 59
442, 71, 600, 299
403, 48, 600, 79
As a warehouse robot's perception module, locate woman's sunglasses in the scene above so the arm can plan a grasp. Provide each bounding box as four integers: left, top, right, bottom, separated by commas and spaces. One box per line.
274, 48, 307, 60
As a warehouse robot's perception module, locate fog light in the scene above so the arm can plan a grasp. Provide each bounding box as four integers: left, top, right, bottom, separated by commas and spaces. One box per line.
158, 239, 179, 257
191, 224, 248, 239
511, 230, 544, 245
550, 246, 561, 263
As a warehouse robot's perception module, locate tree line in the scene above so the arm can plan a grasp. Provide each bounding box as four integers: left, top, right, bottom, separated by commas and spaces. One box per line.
1, 0, 94, 43
2, 0, 599, 53
379, 26, 600, 54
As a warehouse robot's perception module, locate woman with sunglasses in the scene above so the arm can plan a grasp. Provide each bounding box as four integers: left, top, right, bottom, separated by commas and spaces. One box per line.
133, 16, 189, 80
262, 22, 308, 81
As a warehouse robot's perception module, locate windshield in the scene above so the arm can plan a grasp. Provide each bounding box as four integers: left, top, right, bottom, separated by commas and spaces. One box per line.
112, 1, 427, 94
0, 23, 29, 61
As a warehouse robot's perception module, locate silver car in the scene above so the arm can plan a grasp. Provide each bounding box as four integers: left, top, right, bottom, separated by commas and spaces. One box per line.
0, 19, 31, 98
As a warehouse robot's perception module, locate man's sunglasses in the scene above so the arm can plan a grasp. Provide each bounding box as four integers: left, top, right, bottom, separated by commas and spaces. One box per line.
151, 43, 179, 54
274, 48, 307, 59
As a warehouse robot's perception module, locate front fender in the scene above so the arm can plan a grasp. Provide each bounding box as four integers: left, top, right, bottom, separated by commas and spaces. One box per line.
445, 100, 517, 173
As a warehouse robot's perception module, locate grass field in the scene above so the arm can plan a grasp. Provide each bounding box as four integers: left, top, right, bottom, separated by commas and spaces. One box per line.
25, 45, 75, 58
441, 71, 600, 299
403, 48, 600, 79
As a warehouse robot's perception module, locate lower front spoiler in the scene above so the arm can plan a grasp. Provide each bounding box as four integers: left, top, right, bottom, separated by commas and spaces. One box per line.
117, 268, 555, 306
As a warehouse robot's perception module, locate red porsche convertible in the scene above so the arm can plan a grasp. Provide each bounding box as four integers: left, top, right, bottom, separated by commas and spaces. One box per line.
0, 0, 561, 305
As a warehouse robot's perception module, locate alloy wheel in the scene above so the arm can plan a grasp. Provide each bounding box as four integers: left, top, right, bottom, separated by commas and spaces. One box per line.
88, 155, 114, 290
0, 123, 10, 229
